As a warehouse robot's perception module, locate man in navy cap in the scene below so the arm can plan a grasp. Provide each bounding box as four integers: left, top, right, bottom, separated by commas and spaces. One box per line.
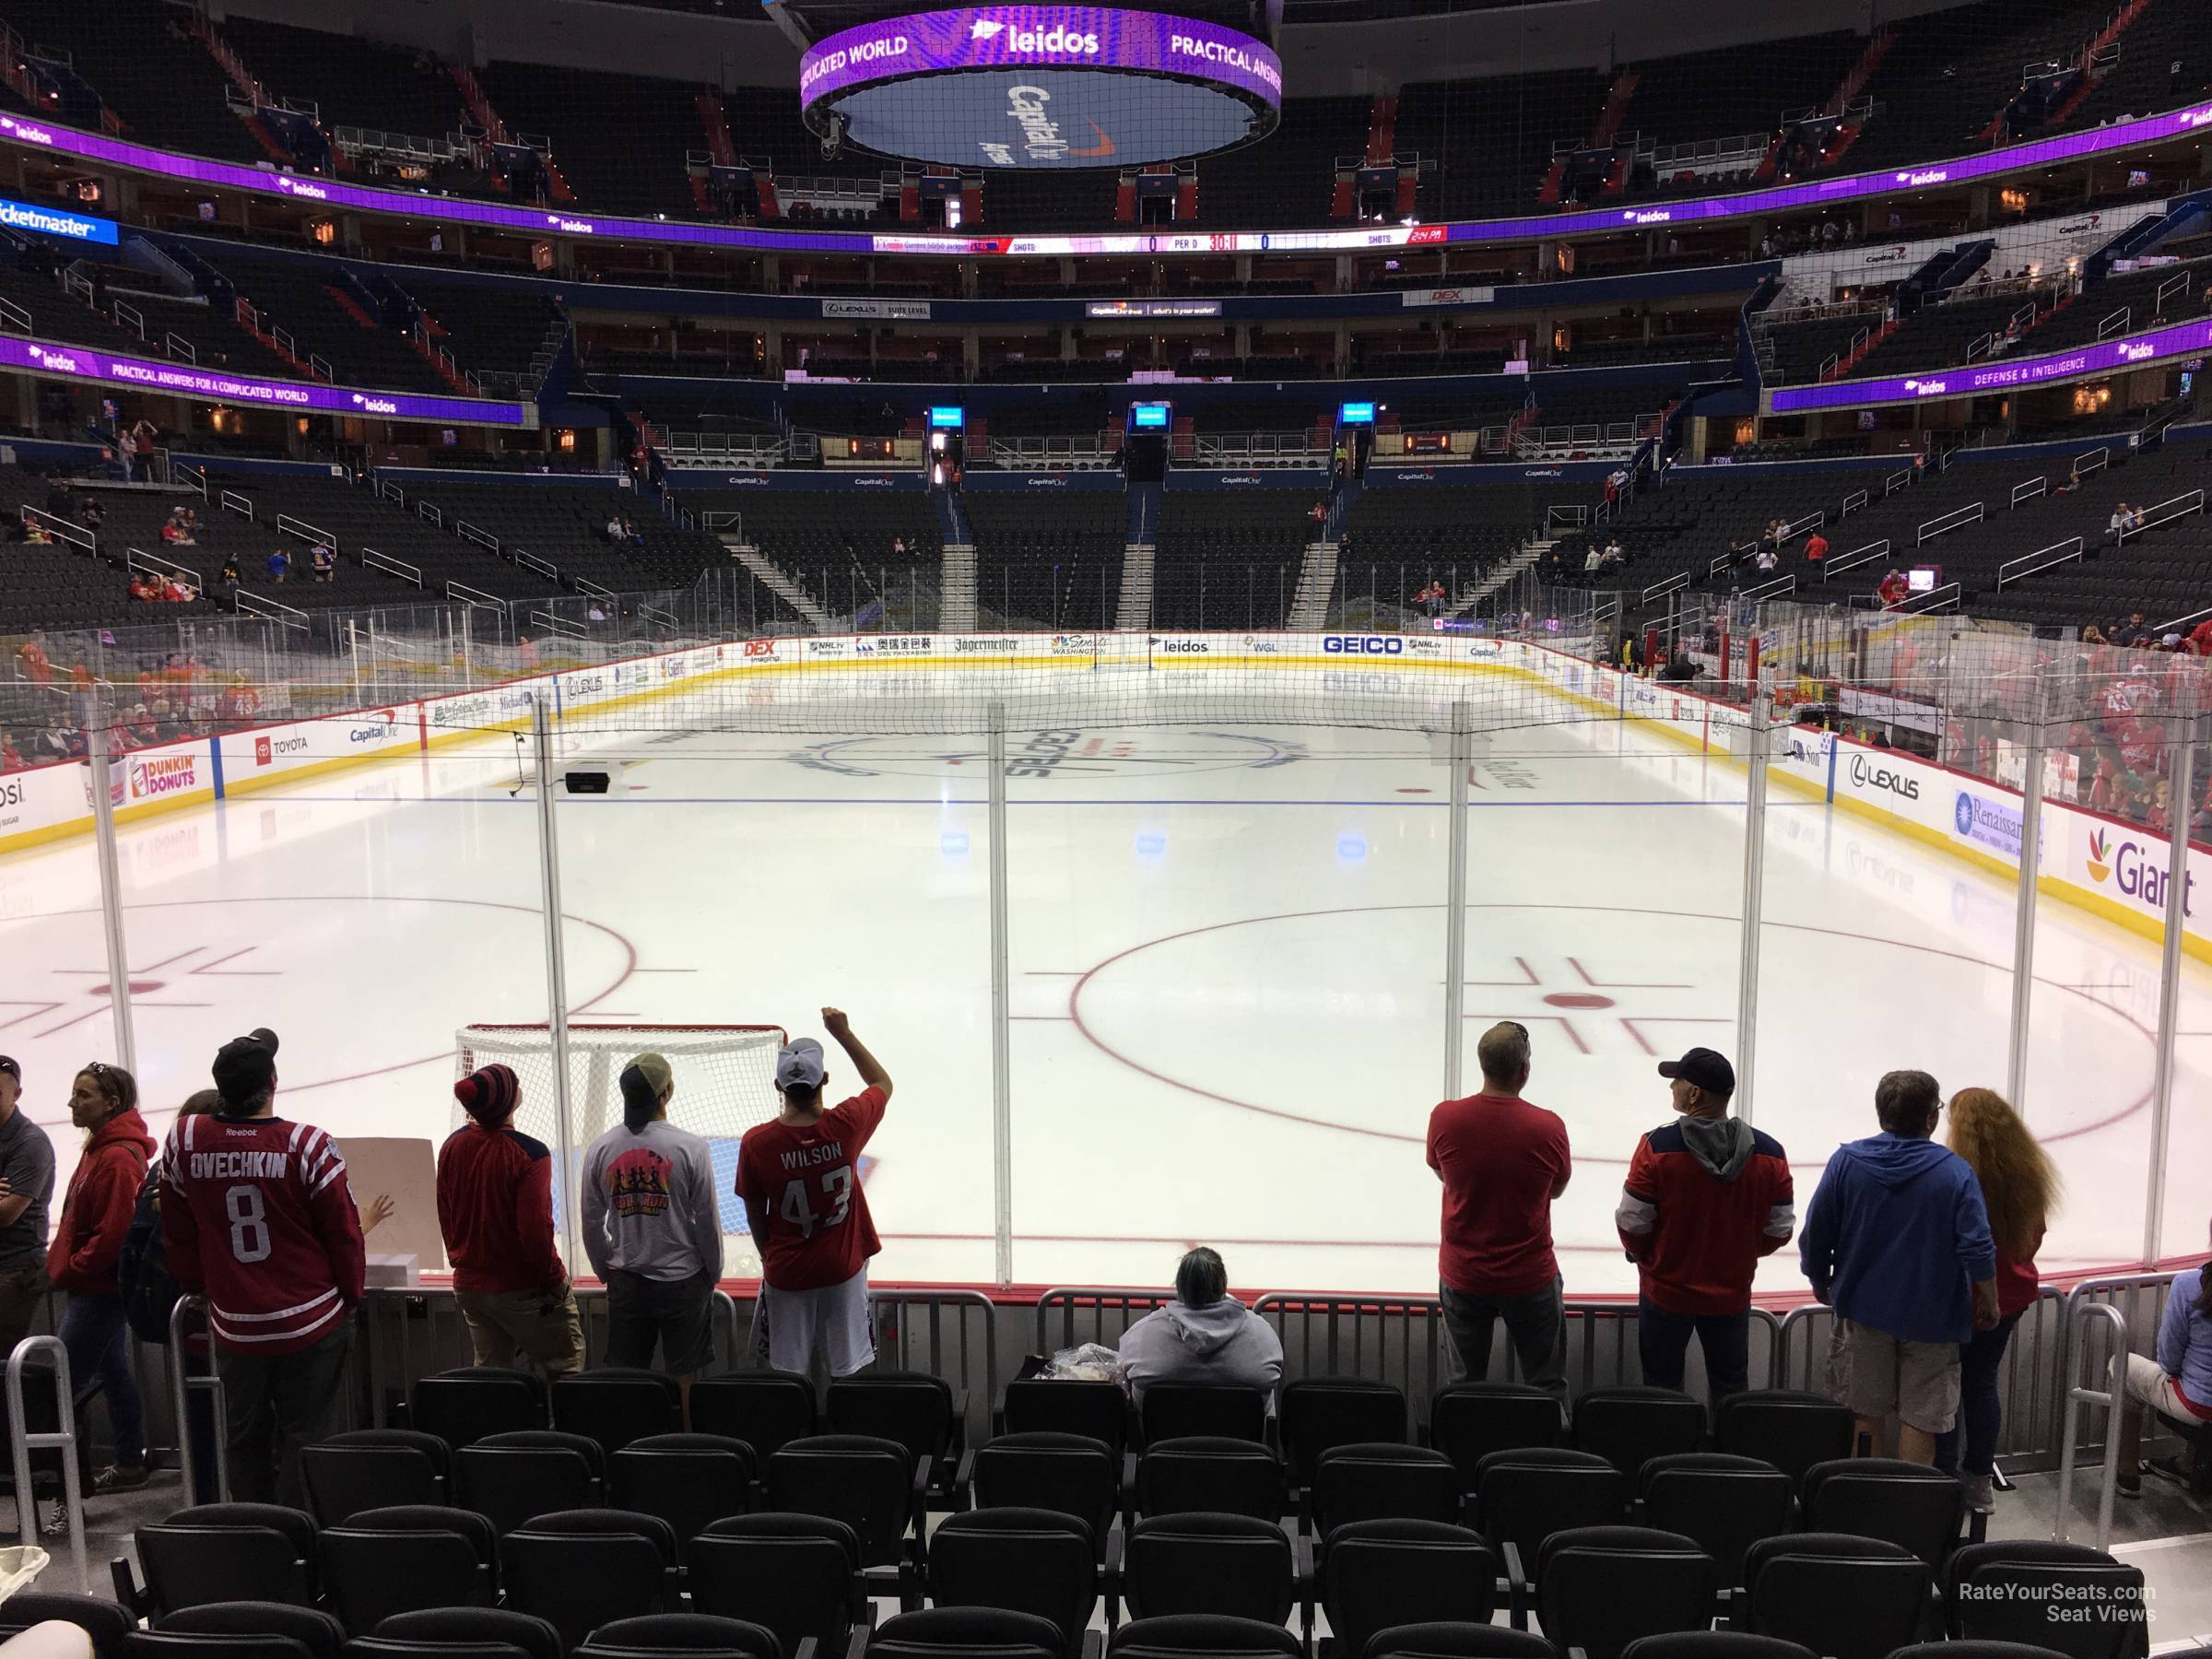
0, 1055, 55, 1365
735, 1009, 894, 1379
1616, 1048, 1795, 1404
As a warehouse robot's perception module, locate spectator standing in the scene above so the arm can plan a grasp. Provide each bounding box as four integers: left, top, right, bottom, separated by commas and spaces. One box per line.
2111, 1217, 2212, 1493
1118, 1247, 1284, 1403
310, 542, 335, 582
160, 1030, 366, 1505
606, 514, 625, 543
1428, 1022, 1572, 1405
1799, 1069, 1998, 1464
0, 1056, 55, 1363
581, 1053, 723, 1409
265, 547, 290, 583
1804, 531, 1828, 564
48, 1063, 156, 1491
437, 1064, 584, 1376
735, 1010, 892, 1379
1616, 1048, 1794, 1403
18, 630, 53, 687
1932, 1088, 2056, 1511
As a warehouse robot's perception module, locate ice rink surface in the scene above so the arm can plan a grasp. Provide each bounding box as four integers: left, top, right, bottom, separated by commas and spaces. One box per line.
1, 666, 2204, 1294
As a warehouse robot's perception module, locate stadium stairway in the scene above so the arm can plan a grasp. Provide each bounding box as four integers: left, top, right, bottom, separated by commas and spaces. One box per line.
724, 540, 832, 630
1114, 542, 1157, 632
940, 542, 978, 632
1288, 539, 1339, 629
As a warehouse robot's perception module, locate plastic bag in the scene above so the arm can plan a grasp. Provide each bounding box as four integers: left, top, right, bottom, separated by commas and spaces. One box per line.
1044, 1343, 1129, 1387
0, 1545, 51, 1601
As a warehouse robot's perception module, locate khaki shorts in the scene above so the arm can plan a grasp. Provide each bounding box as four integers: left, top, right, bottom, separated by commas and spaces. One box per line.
1828, 1318, 1961, 1433
456, 1287, 586, 1376
2115, 1352, 2212, 1428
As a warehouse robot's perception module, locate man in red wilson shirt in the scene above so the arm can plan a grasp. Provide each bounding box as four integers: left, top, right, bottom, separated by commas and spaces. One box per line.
1615, 1048, 1794, 1405
735, 1008, 893, 1378
160, 1030, 366, 1505
1428, 1021, 1571, 1406
437, 1063, 583, 1376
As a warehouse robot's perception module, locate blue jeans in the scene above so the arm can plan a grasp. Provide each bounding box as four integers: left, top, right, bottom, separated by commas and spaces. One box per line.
1638, 1296, 1751, 1403
59, 1291, 143, 1468
1935, 1310, 2021, 1477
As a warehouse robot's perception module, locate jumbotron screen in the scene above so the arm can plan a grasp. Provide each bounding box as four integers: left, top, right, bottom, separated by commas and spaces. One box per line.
800, 6, 1282, 169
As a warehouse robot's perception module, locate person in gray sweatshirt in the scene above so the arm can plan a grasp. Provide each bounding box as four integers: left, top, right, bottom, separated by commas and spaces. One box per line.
1117, 1247, 1284, 1403
581, 1051, 724, 1410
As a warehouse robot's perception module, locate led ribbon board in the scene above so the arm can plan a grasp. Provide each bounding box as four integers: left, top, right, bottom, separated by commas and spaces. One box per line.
798, 7, 1282, 169
0, 335, 532, 426
1769, 316, 2212, 412
0, 100, 2205, 257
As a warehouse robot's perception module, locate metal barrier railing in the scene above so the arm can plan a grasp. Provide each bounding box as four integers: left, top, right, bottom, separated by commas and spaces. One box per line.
1035, 1287, 1174, 1357
7, 1335, 86, 1588
168, 1297, 229, 1505
2053, 1299, 2132, 1551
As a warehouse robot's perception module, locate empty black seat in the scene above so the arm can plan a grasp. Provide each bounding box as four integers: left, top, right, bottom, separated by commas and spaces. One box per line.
1312, 1442, 1462, 1533
1945, 1542, 2148, 1659
1109, 1614, 1305, 1659
412, 1368, 546, 1449
553, 1369, 685, 1457
610, 1433, 758, 1558
972, 1432, 1119, 1555
574, 1612, 782, 1658
0, 1591, 137, 1655
1743, 1533, 1929, 1659
1323, 1519, 1497, 1657
1713, 1391, 1854, 1487
1639, 1453, 1794, 1585
133, 1602, 344, 1659
318, 1504, 497, 1633
1367, 1625, 1559, 1659
367, 1606, 564, 1659
300, 1430, 448, 1524
1281, 1377, 1406, 1490
1536, 1526, 1717, 1659
135, 1504, 317, 1613
867, 1607, 1064, 1659
1141, 1384, 1268, 1446
926, 1507, 1097, 1659
690, 1373, 818, 1464
499, 1509, 677, 1652
1428, 1383, 1561, 1490
690, 1513, 865, 1659
1003, 1378, 1130, 1457
1123, 1511, 1295, 1624
454, 1430, 604, 1536
1571, 1387, 1706, 1476
1136, 1436, 1285, 1522
1803, 1457, 1963, 1568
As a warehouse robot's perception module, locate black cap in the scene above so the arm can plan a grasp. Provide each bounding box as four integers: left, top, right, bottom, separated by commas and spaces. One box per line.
1658, 1047, 1735, 1096
0, 1056, 18, 1085
211, 1028, 280, 1108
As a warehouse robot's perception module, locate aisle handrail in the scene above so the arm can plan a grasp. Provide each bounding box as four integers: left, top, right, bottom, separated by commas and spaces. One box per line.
6, 1335, 87, 1588
2052, 1298, 2131, 1552
168, 1295, 230, 1505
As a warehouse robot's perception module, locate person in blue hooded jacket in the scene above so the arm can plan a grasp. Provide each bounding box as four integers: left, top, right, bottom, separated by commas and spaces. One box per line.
1800, 1069, 1999, 1465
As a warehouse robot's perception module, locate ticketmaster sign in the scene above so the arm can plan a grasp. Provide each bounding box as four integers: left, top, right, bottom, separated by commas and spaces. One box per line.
0, 194, 117, 246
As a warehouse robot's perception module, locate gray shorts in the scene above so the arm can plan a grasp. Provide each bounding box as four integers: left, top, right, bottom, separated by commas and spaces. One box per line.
756, 1270, 875, 1378
1828, 1318, 1961, 1433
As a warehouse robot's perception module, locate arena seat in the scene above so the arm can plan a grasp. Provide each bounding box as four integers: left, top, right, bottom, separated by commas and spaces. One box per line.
689, 1513, 866, 1658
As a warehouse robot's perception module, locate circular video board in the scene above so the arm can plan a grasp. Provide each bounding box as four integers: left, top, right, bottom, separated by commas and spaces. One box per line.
799, 6, 1283, 170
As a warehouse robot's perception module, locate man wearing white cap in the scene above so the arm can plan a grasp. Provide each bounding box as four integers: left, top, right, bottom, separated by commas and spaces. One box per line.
735, 1009, 894, 1377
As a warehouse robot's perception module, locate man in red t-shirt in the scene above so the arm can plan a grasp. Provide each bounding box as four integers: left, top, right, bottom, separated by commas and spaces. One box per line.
1427, 1021, 1572, 1404
735, 1009, 893, 1378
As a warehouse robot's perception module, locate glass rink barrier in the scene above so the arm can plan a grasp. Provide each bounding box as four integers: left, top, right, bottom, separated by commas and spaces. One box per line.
2, 581, 2206, 1333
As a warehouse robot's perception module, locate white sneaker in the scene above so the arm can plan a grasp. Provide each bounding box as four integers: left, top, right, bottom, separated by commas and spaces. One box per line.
1962, 1473, 1994, 1513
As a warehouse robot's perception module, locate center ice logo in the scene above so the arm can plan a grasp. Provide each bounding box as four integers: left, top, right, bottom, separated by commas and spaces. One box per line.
2085, 829, 2111, 883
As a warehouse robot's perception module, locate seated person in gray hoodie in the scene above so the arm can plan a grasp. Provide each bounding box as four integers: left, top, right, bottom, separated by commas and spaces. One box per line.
1116, 1246, 1285, 1403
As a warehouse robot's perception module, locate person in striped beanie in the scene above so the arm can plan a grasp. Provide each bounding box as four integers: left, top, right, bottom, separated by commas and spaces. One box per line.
435, 1064, 583, 1375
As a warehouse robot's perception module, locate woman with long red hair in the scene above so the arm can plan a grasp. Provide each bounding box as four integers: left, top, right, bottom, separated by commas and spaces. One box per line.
1934, 1088, 2059, 1512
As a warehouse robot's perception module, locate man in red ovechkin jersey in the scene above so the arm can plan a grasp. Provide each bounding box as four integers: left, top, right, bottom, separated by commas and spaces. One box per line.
735, 1008, 893, 1379
161, 1028, 365, 1505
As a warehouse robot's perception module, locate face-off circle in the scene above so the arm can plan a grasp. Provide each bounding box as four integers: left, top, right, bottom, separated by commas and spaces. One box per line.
800, 6, 1283, 169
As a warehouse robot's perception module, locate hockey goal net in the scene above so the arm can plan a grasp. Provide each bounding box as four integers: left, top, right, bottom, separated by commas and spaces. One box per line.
453, 1022, 789, 1152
